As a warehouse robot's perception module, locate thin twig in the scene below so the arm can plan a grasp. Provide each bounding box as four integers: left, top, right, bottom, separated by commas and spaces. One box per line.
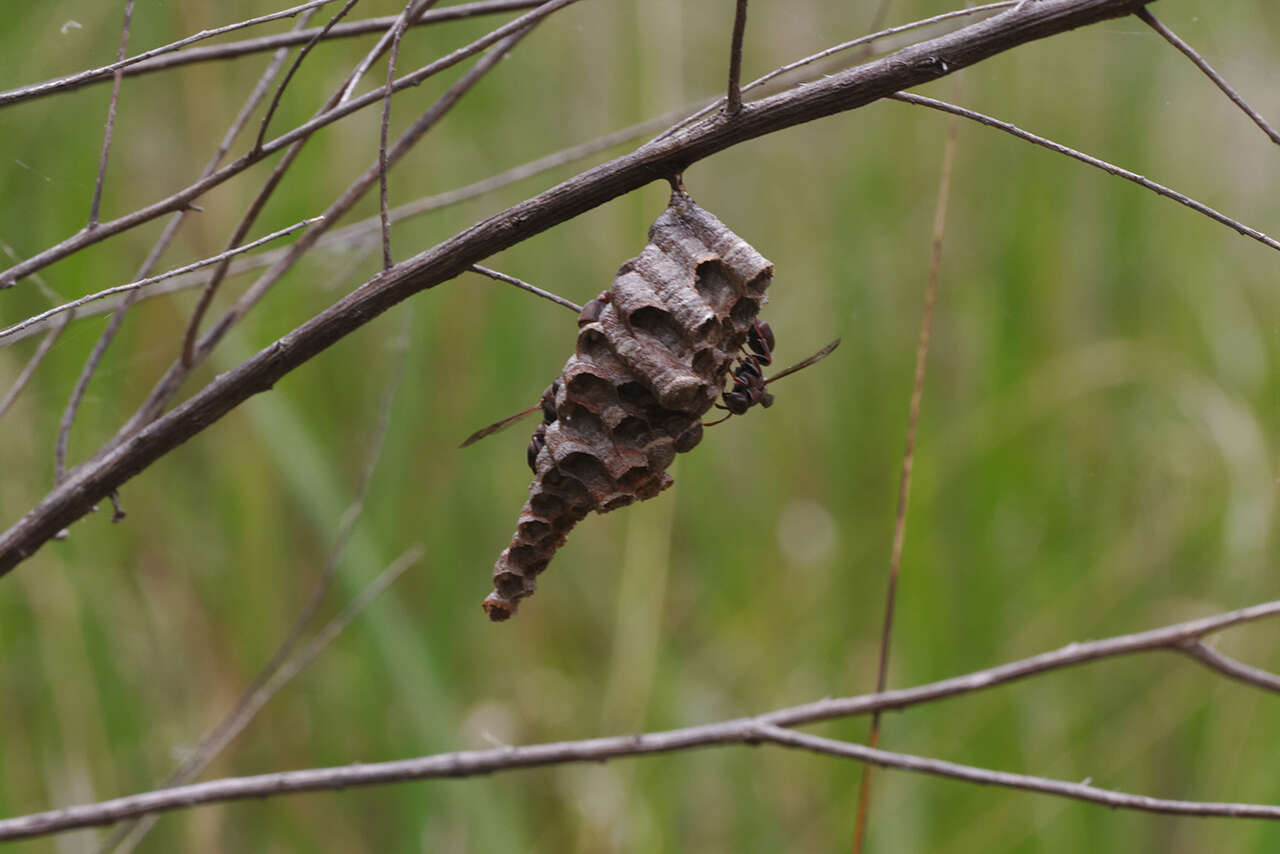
0, 314, 73, 421
381, 3, 421, 269
891, 92, 1280, 254
0, 0, 346, 109
852, 89, 960, 854
3, 598, 1280, 842
102, 327, 414, 853
0, 218, 323, 345
87, 1, 134, 229
129, 24, 542, 441
0, 109, 690, 348
651, 1, 1015, 143
0, 0, 1165, 572
469, 265, 582, 312
1135, 8, 1280, 146
760, 724, 1280, 820
0, 0, 586, 290
1178, 640, 1280, 694
725, 0, 749, 115
342, 0, 439, 105
254, 0, 362, 153
51, 13, 314, 487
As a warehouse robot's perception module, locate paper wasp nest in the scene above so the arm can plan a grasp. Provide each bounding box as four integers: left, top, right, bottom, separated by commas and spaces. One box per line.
483, 192, 772, 621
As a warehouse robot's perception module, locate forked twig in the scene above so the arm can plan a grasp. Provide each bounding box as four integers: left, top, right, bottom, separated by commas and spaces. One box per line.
380, 2, 423, 269
852, 85, 960, 854
4, 598, 1280, 842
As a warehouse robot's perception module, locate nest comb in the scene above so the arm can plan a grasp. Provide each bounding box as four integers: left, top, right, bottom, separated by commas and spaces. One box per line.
483, 192, 773, 621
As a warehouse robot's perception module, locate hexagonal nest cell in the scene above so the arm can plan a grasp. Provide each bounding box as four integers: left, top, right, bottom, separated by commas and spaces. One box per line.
482, 191, 773, 621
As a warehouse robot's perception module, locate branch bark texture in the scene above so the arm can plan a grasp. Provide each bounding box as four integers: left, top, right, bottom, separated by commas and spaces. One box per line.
0, 0, 1154, 574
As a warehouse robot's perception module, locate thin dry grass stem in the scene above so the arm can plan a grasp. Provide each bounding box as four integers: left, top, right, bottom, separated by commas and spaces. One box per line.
1135, 8, 1280, 146
86, 0, 134, 230
254, 0, 362, 153
469, 265, 582, 313
99, 312, 414, 854
52, 13, 315, 489
0, 218, 322, 345
891, 92, 1280, 254
852, 90, 960, 854
0, 0, 584, 290
1177, 641, 1280, 694
4, 599, 1280, 842
725, 0, 749, 116
0, 0, 345, 109
0, 314, 72, 422
130, 24, 541, 442
380, 3, 422, 269
651, 1, 1014, 143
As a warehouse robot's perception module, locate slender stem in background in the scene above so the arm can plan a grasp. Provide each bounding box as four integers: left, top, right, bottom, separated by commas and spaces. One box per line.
0, 315, 73, 422
253, 0, 362, 153
0, 0, 345, 109
4, 598, 1280, 842
0, 0, 585, 290
100, 311, 415, 854
469, 265, 583, 312
851, 85, 959, 854
86, 1, 134, 230
1135, 8, 1280, 146
381, 2, 421, 269
890, 92, 1280, 253
52, 10, 316, 490
652, 1, 1014, 143
725, 0, 749, 115
0, 218, 323, 345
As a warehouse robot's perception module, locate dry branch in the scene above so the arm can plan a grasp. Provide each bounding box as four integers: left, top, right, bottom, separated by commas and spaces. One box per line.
0, 0, 1158, 576
2, 597, 1277, 842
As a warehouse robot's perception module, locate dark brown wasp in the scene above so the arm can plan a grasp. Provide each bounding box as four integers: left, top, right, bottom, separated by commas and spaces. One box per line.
460, 309, 839, 460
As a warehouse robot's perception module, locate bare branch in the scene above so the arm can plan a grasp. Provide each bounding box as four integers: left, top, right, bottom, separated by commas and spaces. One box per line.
854, 89, 960, 852
0, 109, 690, 348
0, 0, 346, 109
52, 14, 314, 485
133, 24, 538, 446
469, 265, 582, 313
1178, 641, 1280, 695
0, 218, 323, 345
1136, 8, 1280, 146
254, 0, 362, 152
0, 0, 1160, 575
86, 1, 134, 229
3, 598, 1279, 842
380, 3, 423, 269
725, 0, 748, 116
758, 725, 1280, 820
891, 92, 1280, 254
654, 1, 1015, 143
0, 0, 586, 290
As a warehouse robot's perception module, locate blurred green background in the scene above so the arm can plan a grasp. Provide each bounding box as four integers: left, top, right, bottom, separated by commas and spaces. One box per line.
1, 1, 1278, 850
